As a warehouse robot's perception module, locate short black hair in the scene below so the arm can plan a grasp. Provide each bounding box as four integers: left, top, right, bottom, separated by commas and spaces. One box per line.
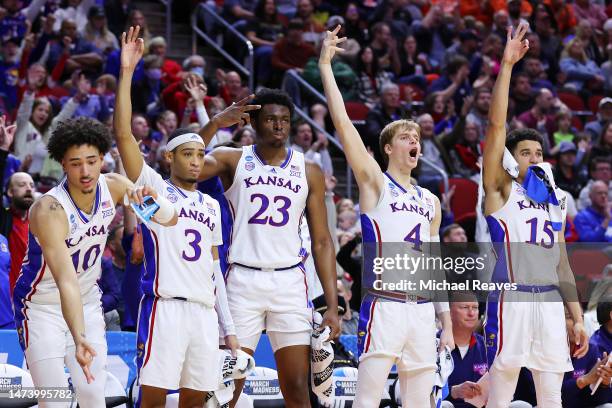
590, 156, 612, 173
48, 117, 112, 162
446, 56, 469, 76
505, 128, 544, 154
597, 294, 612, 325
249, 88, 294, 123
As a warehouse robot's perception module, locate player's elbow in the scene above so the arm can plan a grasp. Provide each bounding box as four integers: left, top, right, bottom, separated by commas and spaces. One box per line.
311, 234, 334, 254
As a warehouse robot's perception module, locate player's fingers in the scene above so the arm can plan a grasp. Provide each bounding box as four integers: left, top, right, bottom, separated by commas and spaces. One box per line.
332, 46, 345, 53
506, 26, 512, 42
330, 36, 347, 45
121, 31, 126, 46
133, 25, 141, 41
82, 364, 95, 384
241, 104, 261, 112
235, 94, 255, 106
331, 25, 341, 36
127, 26, 134, 43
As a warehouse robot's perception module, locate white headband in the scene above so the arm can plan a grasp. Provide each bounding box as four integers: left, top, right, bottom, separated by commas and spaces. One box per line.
166, 132, 205, 152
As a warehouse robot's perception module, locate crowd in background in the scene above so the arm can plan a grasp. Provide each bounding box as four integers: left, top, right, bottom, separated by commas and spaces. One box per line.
0, 0, 611, 405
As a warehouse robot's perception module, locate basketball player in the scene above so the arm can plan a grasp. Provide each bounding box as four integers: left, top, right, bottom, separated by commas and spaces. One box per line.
482, 23, 588, 407
197, 93, 340, 406
116, 26, 255, 407
12, 116, 177, 407
319, 27, 454, 406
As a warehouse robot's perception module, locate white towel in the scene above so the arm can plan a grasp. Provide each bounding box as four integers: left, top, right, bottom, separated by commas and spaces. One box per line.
311, 312, 335, 407
204, 349, 256, 408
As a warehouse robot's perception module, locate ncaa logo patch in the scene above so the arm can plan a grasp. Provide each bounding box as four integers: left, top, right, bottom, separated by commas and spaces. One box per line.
245, 162, 255, 171
390, 189, 399, 197
167, 194, 178, 203
70, 214, 78, 234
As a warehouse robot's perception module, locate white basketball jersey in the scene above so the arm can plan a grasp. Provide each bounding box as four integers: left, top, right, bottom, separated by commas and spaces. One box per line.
14, 174, 116, 304
486, 181, 568, 286
360, 173, 436, 295
224, 146, 308, 269
136, 165, 222, 306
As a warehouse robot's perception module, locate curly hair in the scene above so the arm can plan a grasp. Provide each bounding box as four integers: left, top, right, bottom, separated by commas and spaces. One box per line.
249, 88, 294, 123
48, 117, 112, 162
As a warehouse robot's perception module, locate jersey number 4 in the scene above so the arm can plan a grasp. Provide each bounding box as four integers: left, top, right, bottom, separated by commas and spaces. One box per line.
248, 194, 291, 227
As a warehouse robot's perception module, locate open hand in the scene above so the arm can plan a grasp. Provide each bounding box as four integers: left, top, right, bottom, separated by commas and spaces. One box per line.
120, 26, 145, 71
502, 22, 530, 66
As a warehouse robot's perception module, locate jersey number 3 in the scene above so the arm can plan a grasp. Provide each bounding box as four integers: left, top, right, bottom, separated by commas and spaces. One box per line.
248, 193, 291, 227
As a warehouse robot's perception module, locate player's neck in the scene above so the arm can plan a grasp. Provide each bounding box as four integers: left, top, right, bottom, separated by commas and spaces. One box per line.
169, 175, 197, 192
254, 143, 288, 166
385, 165, 413, 190
66, 183, 96, 214
452, 327, 473, 347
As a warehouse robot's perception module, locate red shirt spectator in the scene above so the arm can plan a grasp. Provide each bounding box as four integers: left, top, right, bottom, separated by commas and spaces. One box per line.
271, 19, 316, 73
149, 36, 184, 87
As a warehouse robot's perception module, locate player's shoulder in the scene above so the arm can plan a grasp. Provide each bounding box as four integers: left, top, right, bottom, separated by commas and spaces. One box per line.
30, 195, 68, 228
210, 145, 243, 159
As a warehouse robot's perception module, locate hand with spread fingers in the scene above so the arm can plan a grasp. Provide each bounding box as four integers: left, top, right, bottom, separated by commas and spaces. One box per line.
121, 25, 145, 72
211, 94, 261, 129
319, 25, 347, 65
502, 22, 530, 66
185, 75, 208, 104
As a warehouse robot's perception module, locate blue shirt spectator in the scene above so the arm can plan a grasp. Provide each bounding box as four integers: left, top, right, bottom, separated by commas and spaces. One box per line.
591, 297, 612, 356
98, 257, 120, 313
574, 181, 612, 242
562, 345, 612, 407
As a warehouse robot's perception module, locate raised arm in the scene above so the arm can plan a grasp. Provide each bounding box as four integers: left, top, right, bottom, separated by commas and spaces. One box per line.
29, 197, 98, 382
114, 26, 145, 182
319, 27, 383, 205
482, 24, 529, 202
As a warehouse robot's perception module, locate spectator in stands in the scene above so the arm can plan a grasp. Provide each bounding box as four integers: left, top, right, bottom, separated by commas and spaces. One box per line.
550, 110, 575, 152
337, 278, 358, 335
343, 2, 368, 46
302, 41, 356, 102
81, 6, 119, 54
428, 56, 472, 112
449, 119, 482, 179
0, 37, 19, 112
217, 70, 250, 106
572, 0, 607, 31
368, 22, 400, 75
222, 0, 255, 24
517, 88, 555, 151
131, 55, 163, 116
589, 121, 612, 162
295, 0, 324, 46
603, 46, 612, 95
586, 98, 612, 142
246, 0, 288, 86
510, 72, 534, 117
47, 19, 103, 75
574, 181, 612, 242
336, 232, 361, 312
585, 279, 612, 336
441, 292, 487, 408
442, 223, 468, 244
397, 34, 430, 90
152, 110, 178, 148
591, 295, 612, 355
442, 29, 481, 79
545, 0, 576, 37
326, 16, 360, 64
578, 158, 612, 211
52, 0, 94, 32
425, 91, 451, 129
465, 87, 491, 141
271, 18, 316, 78
553, 142, 587, 199
522, 56, 554, 92
14, 87, 79, 180
95, 74, 117, 111
575, 20, 604, 67
290, 120, 333, 175
232, 126, 255, 147
363, 83, 409, 165
416, 113, 455, 194
354, 46, 393, 109
161, 72, 204, 122
562, 305, 612, 408
148, 36, 183, 86
412, 4, 455, 69
0, 0, 43, 43
559, 38, 604, 92
64, 70, 110, 121
99, 256, 121, 331
104, 0, 133, 38
126, 9, 152, 49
